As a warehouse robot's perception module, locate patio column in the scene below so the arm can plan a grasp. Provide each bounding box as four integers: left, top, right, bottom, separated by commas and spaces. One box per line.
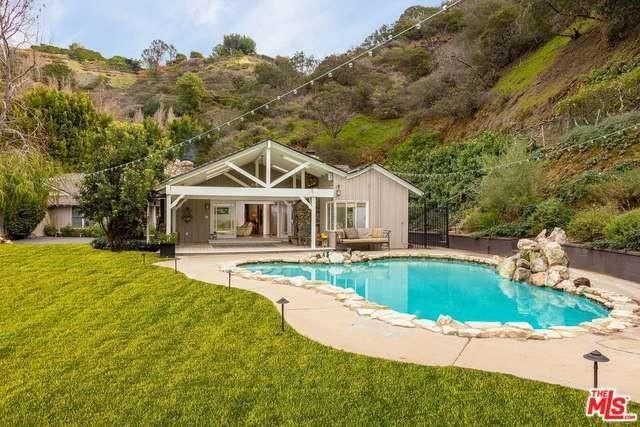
165, 193, 172, 234
263, 203, 270, 236
311, 197, 316, 249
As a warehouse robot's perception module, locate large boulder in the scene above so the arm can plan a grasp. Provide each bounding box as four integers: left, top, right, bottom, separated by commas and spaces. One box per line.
535, 229, 548, 244
548, 227, 568, 245
542, 241, 568, 266
555, 280, 577, 293
529, 272, 547, 287
513, 267, 531, 282
497, 256, 517, 279
530, 254, 548, 273
517, 239, 539, 251
546, 265, 570, 287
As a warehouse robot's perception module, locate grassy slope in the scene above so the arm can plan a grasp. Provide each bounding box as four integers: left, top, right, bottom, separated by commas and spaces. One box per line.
495, 21, 598, 96
0, 245, 631, 425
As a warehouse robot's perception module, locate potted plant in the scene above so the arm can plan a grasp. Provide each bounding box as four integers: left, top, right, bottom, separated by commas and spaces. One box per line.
153, 232, 177, 258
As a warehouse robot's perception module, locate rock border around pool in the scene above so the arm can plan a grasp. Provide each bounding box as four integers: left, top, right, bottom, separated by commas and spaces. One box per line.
223, 252, 640, 340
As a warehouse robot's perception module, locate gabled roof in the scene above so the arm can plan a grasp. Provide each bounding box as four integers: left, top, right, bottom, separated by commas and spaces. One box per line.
48, 174, 84, 206
347, 163, 424, 196
158, 139, 347, 189
157, 139, 424, 196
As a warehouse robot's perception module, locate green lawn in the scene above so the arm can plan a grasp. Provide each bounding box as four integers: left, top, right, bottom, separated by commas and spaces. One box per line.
0, 245, 633, 425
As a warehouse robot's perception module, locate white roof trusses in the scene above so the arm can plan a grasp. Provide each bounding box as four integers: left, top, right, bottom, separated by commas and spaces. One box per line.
160, 140, 345, 189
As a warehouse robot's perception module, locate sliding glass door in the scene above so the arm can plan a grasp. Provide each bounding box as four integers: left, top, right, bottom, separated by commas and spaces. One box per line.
210, 203, 235, 237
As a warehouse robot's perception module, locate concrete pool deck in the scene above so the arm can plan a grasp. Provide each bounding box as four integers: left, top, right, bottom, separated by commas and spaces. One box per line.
157, 248, 640, 398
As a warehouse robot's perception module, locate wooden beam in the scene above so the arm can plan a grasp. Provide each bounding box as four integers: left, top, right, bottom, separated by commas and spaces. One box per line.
224, 172, 251, 187
268, 163, 309, 188
170, 195, 186, 209
265, 141, 271, 185
299, 197, 312, 209
226, 162, 267, 188
165, 186, 335, 199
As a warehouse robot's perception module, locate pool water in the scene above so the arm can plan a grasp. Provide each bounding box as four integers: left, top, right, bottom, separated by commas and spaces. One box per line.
243, 258, 609, 329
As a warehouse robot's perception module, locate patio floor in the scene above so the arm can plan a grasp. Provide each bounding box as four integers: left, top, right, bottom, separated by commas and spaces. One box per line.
177, 240, 333, 255
157, 248, 640, 398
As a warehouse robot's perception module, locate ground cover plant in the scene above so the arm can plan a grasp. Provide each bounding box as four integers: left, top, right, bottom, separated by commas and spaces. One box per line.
1, 245, 636, 425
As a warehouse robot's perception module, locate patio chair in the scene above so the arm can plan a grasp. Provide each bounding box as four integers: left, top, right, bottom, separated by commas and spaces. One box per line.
236, 222, 254, 237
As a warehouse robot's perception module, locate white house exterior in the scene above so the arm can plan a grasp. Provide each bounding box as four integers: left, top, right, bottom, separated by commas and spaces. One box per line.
152, 140, 423, 249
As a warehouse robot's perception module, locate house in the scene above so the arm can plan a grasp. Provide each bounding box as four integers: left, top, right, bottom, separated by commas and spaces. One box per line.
151, 140, 423, 249
33, 174, 91, 236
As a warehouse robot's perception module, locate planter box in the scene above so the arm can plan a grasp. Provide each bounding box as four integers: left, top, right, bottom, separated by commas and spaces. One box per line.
159, 243, 176, 258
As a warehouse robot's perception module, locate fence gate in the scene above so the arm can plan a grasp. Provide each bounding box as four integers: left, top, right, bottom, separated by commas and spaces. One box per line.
408, 203, 449, 248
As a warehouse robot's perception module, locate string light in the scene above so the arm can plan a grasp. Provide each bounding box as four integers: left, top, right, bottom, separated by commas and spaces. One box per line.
84, 0, 467, 177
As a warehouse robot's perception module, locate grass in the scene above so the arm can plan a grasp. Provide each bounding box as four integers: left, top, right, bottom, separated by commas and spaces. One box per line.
495, 21, 598, 96
311, 114, 405, 163
0, 245, 634, 425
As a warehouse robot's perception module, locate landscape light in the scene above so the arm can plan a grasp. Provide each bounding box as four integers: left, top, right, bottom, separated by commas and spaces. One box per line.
583, 350, 610, 388
277, 297, 290, 332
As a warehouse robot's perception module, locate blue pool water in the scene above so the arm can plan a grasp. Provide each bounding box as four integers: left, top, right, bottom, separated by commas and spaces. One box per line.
243, 258, 609, 329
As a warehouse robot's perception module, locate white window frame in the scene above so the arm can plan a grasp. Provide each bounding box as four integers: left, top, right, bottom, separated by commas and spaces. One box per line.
326, 200, 369, 231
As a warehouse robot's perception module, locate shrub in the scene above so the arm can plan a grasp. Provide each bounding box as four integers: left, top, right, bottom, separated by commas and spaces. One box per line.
461, 209, 500, 233
91, 237, 159, 252
190, 51, 204, 59
473, 223, 529, 238
585, 168, 640, 211
6, 203, 46, 240
605, 209, 640, 251
527, 199, 573, 234
84, 223, 105, 238
59, 225, 75, 237
175, 72, 206, 114
44, 225, 58, 237
213, 34, 256, 56
567, 206, 617, 243
477, 139, 541, 222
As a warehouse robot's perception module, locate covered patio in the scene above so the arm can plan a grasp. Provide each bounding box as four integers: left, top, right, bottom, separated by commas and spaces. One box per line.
149, 140, 342, 250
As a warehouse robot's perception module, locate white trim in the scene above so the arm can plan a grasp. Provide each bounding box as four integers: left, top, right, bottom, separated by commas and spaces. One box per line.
224, 172, 251, 187
298, 197, 312, 209
311, 197, 317, 249
170, 195, 186, 209
265, 141, 272, 185
348, 164, 424, 196
166, 186, 334, 199
226, 162, 267, 188
268, 162, 309, 188
326, 200, 369, 231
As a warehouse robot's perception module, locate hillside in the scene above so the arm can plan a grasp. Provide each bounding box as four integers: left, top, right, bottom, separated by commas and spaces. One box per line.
12, 1, 640, 246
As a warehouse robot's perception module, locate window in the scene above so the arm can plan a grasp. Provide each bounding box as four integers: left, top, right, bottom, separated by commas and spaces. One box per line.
71, 207, 84, 228
327, 201, 368, 230
72, 207, 92, 228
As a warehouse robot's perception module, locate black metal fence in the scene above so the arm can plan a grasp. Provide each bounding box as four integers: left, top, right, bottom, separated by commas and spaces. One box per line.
408, 203, 449, 248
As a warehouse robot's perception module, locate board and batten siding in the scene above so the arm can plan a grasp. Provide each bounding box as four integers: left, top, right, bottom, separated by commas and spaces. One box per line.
326, 168, 409, 249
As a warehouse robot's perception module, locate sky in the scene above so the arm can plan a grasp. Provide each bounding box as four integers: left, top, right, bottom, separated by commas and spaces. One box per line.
38, 0, 440, 60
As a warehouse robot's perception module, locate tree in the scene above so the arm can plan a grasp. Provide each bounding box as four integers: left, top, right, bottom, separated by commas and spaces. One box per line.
41, 61, 73, 89
212, 34, 256, 57
0, 0, 41, 146
79, 121, 171, 247
255, 57, 300, 89
290, 51, 318, 75
141, 39, 177, 72
0, 149, 55, 239
189, 51, 204, 59
175, 72, 205, 114
15, 87, 111, 169
306, 82, 355, 144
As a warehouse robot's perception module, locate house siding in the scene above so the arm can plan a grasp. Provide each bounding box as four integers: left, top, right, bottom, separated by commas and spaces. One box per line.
330, 169, 409, 249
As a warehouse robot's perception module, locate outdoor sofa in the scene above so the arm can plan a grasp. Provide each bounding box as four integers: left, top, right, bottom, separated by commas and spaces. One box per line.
336, 227, 391, 250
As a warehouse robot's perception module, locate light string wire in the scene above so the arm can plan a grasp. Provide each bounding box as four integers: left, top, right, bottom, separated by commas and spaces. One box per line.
391, 121, 640, 179
85, 0, 466, 177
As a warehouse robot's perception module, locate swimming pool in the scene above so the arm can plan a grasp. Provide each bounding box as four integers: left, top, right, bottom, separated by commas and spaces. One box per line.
242, 258, 609, 329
